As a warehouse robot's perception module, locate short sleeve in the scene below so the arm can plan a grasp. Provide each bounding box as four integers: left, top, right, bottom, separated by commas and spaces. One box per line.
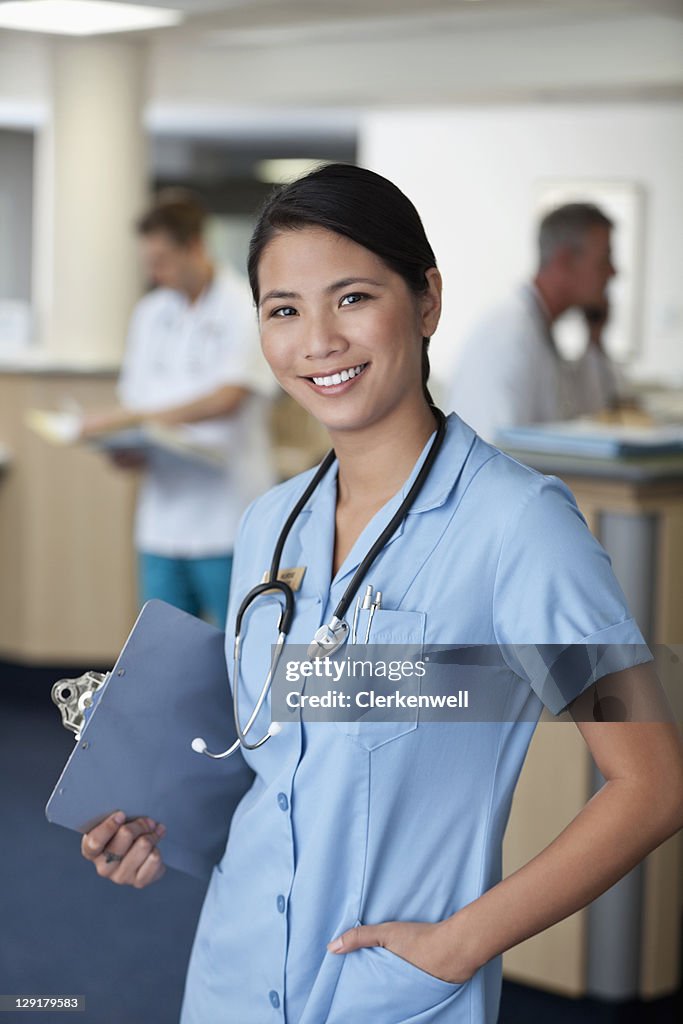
493, 474, 651, 713
117, 302, 148, 408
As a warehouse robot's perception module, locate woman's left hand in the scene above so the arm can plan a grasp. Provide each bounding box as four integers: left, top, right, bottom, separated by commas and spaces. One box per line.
326, 919, 476, 986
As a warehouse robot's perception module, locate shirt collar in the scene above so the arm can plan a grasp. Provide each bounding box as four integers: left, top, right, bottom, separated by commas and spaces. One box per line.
295, 413, 477, 594
301, 412, 475, 517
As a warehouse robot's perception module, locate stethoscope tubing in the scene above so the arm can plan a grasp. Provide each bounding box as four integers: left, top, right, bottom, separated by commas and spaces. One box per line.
195, 407, 448, 759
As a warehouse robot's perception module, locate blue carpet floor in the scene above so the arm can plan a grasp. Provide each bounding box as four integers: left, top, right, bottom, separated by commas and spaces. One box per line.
1, 661, 681, 1023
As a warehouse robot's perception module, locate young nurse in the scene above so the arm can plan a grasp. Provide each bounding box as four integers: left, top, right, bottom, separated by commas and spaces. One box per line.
82, 164, 683, 1024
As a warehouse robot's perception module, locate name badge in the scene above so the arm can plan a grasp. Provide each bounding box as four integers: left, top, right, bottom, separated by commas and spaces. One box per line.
261, 567, 306, 592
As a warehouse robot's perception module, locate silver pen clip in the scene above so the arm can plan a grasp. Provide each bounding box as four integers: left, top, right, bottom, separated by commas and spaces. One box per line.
351, 584, 374, 644
364, 590, 382, 644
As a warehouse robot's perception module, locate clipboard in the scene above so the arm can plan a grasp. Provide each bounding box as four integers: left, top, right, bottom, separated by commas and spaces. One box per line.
46, 600, 254, 880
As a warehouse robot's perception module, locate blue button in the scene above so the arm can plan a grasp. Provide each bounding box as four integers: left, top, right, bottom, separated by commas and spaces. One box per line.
276, 894, 286, 913
269, 990, 280, 1009
277, 792, 289, 812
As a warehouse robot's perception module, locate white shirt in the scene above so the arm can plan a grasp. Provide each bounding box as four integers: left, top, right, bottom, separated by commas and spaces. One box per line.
449, 284, 617, 443
118, 266, 277, 557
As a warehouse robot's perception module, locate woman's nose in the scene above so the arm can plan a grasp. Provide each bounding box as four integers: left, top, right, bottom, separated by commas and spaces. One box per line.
303, 313, 347, 362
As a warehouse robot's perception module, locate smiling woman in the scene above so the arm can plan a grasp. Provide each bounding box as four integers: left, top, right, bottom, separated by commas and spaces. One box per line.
254, 224, 440, 448
79, 163, 683, 1024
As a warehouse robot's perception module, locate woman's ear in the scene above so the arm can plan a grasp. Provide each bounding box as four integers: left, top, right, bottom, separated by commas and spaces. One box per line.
420, 267, 442, 337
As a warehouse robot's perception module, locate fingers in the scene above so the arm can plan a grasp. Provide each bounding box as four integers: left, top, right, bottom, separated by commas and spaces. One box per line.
327, 923, 390, 954
101, 824, 166, 888
81, 814, 167, 889
81, 811, 126, 861
134, 845, 167, 888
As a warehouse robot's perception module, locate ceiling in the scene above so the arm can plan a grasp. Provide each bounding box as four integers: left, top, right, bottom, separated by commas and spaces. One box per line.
88, 0, 683, 43
1, 0, 681, 142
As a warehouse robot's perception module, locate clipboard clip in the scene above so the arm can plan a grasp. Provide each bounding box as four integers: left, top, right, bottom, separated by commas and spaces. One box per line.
51, 671, 108, 740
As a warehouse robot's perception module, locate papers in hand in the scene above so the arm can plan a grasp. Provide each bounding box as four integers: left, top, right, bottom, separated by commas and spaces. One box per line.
26, 409, 225, 468
26, 409, 81, 444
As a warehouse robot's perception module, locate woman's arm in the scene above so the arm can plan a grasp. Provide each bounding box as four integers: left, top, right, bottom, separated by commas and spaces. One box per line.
329, 667, 683, 984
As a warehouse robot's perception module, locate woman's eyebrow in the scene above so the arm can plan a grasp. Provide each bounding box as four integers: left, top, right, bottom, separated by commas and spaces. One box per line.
259, 289, 300, 308
326, 277, 383, 293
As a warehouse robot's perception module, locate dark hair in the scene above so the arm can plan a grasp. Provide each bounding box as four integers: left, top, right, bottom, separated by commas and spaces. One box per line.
538, 202, 613, 268
248, 163, 437, 405
136, 188, 206, 246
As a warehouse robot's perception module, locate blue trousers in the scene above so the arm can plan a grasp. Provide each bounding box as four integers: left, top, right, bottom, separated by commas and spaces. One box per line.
138, 552, 233, 629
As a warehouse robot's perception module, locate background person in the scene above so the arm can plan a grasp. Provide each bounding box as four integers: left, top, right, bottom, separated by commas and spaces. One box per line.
80, 166, 683, 1024
449, 203, 619, 442
81, 192, 276, 626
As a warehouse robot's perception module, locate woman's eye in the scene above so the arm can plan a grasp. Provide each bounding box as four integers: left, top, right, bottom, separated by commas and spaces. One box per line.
339, 293, 366, 307
271, 306, 297, 318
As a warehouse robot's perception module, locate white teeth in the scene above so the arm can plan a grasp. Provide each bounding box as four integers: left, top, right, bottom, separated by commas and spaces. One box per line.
311, 363, 366, 387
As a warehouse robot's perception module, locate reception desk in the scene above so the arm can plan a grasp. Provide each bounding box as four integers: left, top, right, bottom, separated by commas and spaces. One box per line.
502, 448, 683, 1000
0, 367, 138, 664
0, 368, 326, 664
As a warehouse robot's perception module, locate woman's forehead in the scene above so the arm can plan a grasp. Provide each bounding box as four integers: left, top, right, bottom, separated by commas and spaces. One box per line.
258, 226, 386, 288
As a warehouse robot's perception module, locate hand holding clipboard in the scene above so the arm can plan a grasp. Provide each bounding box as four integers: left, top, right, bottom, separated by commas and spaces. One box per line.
46, 600, 254, 880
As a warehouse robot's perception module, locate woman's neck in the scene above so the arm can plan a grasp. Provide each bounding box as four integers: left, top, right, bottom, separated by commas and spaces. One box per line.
331, 400, 439, 510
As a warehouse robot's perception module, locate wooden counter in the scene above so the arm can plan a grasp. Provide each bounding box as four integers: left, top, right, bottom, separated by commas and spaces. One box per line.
0, 373, 327, 666
502, 448, 683, 1001
0, 370, 138, 664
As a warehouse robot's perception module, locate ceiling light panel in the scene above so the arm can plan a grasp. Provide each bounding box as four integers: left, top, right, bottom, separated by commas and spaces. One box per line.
0, 1, 183, 36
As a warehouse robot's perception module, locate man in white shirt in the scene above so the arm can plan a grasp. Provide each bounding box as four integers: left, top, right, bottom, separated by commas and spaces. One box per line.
449, 203, 618, 443
82, 192, 276, 626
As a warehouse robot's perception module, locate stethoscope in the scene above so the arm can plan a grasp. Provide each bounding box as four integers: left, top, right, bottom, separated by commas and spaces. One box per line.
192, 407, 447, 760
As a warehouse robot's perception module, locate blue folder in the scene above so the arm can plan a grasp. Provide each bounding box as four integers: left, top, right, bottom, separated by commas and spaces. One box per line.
45, 600, 254, 880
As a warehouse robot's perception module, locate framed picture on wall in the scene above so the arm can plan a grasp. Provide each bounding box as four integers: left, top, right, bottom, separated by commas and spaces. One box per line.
533, 180, 645, 363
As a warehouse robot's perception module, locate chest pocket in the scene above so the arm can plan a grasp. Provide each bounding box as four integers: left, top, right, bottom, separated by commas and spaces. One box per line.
334, 608, 426, 751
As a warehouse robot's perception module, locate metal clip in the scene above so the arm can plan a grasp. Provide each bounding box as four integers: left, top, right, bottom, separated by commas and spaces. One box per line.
51, 671, 108, 740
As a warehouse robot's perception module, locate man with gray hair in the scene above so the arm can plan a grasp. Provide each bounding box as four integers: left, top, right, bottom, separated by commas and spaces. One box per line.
449, 203, 617, 442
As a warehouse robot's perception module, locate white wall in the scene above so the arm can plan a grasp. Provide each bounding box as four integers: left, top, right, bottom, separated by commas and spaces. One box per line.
0, 34, 50, 126
359, 103, 683, 393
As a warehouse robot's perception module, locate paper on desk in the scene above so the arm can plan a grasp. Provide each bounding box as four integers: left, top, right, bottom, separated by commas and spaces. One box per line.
496, 420, 683, 458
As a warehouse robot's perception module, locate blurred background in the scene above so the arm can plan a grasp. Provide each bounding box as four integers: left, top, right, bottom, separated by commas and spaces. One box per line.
0, 1, 682, 1022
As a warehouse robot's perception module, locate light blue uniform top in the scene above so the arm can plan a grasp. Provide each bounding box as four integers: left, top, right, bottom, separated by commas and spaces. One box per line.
181, 413, 648, 1024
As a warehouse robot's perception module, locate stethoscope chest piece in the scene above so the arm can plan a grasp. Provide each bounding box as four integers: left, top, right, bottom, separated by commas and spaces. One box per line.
306, 617, 349, 660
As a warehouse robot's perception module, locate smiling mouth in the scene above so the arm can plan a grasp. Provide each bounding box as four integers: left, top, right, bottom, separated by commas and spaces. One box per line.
306, 363, 369, 387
